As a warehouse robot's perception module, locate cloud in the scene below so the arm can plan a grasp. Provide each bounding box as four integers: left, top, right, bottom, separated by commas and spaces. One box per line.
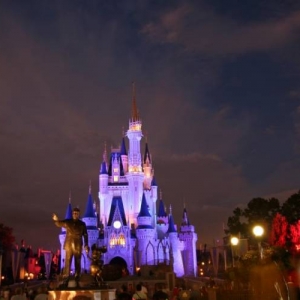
169, 152, 222, 162
290, 90, 300, 100
142, 3, 300, 56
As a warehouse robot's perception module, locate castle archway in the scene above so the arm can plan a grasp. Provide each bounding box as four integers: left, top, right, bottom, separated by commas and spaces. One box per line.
109, 256, 127, 268
102, 256, 128, 280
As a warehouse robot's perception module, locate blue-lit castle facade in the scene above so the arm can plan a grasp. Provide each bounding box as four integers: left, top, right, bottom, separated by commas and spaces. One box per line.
58, 90, 198, 277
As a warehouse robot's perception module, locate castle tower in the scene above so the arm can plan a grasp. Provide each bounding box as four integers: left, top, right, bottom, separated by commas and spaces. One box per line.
156, 191, 168, 239
81, 183, 99, 272
136, 193, 156, 265
150, 176, 158, 228
142, 140, 158, 228
168, 206, 185, 277
125, 83, 144, 224
179, 206, 198, 276
120, 135, 128, 173
99, 144, 109, 224
143, 141, 153, 190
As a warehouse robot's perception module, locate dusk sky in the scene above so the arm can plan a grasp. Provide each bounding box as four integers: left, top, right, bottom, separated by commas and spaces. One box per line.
1, 0, 300, 251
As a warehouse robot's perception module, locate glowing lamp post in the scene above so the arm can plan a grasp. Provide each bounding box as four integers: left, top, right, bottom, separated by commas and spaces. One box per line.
230, 237, 239, 267
252, 225, 264, 259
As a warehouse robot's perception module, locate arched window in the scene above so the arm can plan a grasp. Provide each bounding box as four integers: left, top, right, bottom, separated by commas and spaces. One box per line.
109, 233, 126, 248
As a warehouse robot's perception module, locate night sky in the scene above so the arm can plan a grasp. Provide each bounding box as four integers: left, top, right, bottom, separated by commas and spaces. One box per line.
1, 0, 300, 251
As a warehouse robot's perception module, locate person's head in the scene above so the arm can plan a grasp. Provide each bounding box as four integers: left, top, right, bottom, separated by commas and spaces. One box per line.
121, 285, 128, 292
136, 284, 142, 292
72, 208, 80, 220
15, 287, 23, 295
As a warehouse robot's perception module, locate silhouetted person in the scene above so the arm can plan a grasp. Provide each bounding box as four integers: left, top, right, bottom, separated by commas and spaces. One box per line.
52, 207, 89, 284
117, 285, 132, 300
153, 283, 168, 300
133, 284, 147, 300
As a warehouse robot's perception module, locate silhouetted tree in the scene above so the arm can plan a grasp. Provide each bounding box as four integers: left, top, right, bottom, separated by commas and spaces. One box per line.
281, 191, 300, 224
226, 197, 280, 240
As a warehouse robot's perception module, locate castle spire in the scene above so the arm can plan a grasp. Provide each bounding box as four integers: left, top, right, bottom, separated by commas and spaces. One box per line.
138, 193, 151, 217
157, 191, 167, 217
143, 140, 151, 164
131, 82, 139, 121
103, 142, 107, 163
84, 182, 95, 218
120, 135, 127, 156
182, 205, 190, 226
64, 192, 73, 220
168, 206, 177, 233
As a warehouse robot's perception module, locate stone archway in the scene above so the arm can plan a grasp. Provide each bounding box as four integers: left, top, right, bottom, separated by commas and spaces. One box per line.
110, 256, 127, 268
102, 256, 128, 280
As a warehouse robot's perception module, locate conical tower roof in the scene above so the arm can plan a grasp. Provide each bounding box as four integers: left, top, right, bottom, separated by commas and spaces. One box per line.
83, 183, 95, 218
65, 192, 73, 219
138, 193, 151, 217
167, 206, 177, 233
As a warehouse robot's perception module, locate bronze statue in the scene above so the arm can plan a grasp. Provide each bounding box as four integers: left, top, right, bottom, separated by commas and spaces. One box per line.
88, 244, 107, 285
52, 207, 89, 285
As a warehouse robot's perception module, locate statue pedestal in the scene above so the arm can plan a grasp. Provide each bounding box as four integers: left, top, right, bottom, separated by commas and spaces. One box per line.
48, 289, 116, 300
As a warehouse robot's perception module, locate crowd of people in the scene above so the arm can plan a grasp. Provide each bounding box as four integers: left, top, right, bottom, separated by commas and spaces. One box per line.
0, 285, 48, 300
116, 282, 209, 300
0, 280, 211, 300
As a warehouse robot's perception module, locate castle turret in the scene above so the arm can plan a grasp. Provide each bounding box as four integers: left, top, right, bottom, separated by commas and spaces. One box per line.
179, 206, 198, 276
120, 135, 128, 173
136, 193, 155, 265
156, 191, 168, 239
168, 206, 184, 277
112, 153, 121, 182
82, 183, 99, 272
99, 144, 109, 223
151, 176, 158, 227
143, 141, 153, 190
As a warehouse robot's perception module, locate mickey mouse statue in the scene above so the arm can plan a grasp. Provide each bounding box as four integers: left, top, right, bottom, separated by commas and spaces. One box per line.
88, 244, 107, 286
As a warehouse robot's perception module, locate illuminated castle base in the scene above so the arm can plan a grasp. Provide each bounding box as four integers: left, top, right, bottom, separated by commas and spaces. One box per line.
58, 87, 198, 277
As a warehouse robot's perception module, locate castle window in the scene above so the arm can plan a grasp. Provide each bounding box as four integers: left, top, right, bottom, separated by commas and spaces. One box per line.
113, 176, 119, 182
109, 233, 126, 248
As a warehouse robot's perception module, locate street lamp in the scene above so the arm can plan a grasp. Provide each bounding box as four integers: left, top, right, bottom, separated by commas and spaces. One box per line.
230, 237, 239, 267
252, 225, 264, 259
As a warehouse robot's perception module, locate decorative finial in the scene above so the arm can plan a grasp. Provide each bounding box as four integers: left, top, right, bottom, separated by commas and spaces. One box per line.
160, 189, 163, 200
122, 126, 125, 137
69, 191, 72, 204
89, 180, 92, 194
169, 204, 172, 215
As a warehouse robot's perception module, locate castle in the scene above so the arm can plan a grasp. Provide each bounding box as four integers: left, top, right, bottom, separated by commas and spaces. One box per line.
58, 87, 198, 277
